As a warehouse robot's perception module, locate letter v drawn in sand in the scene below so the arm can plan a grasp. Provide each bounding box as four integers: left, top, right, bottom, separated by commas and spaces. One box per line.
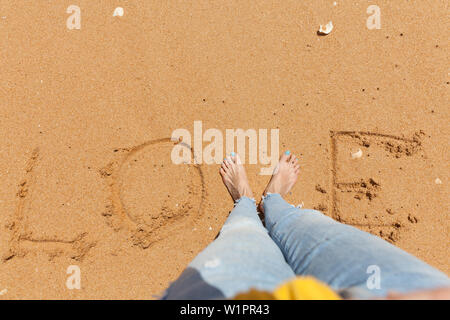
100, 138, 206, 249
3, 148, 95, 263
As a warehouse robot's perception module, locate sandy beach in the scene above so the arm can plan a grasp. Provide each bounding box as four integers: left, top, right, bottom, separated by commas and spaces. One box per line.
0, 0, 448, 299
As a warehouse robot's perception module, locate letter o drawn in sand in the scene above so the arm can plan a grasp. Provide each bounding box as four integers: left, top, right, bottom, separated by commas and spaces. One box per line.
100, 138, 206, 249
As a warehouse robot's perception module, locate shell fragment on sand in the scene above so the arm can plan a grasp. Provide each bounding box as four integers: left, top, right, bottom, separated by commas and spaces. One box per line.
351, 149, 363, 159
318, 21, 333, 35
113, 7, 124, 17
0, 288, 7, 295
435, 178, 442, 184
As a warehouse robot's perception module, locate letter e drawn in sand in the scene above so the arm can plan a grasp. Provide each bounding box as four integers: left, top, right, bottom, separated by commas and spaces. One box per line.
3, 148, 95, 263
100, 138, 206, 249
329, 131, 425, 243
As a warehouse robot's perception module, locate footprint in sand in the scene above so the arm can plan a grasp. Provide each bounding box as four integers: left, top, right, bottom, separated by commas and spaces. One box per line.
100, 138, 206, 249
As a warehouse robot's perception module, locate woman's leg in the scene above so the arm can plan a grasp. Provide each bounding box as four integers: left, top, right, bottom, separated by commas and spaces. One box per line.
261, 152, 450, 298
163, 154, 295, 299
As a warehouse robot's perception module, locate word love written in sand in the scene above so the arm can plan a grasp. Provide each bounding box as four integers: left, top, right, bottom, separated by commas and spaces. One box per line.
65, 5, 381, 30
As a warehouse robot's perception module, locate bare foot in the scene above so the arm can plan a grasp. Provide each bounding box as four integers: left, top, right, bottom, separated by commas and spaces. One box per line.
259, 151, 299, 212
220, 153, 253, 202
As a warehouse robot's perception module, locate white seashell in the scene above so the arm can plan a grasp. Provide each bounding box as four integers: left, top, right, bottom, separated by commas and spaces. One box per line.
318, 21, 333, 35
351, 148, 363, 159
113, 7, 124, 17
0, 288, 7, 295
435, 178, 442, 184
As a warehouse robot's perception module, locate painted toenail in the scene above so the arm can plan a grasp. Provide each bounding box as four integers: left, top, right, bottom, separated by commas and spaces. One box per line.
285, 150, 290, 155
230, 152, 236, 156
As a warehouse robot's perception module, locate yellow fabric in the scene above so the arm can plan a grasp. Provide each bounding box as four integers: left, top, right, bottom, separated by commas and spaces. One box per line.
234, 277, 341, 300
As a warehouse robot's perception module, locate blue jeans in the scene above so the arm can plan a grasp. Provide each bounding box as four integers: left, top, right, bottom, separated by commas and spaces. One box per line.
163, 194, 449, 299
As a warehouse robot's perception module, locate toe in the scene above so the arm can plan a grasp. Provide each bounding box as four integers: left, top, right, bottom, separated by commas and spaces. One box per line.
280, 150, 291, 162
220, 167, 226, 176
290, 156, 298, 166
223, 157, 231, 168
222, 159, 230, 170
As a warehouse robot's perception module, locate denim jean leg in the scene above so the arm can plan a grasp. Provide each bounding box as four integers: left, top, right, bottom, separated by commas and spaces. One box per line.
263, 193, 450, 298
163, 196, 295, 299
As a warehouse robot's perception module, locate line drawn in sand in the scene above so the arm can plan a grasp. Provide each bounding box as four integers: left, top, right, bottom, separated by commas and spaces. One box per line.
326, 131, 424, 243
100, 138, 206, 249
2, 148, 95, 263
